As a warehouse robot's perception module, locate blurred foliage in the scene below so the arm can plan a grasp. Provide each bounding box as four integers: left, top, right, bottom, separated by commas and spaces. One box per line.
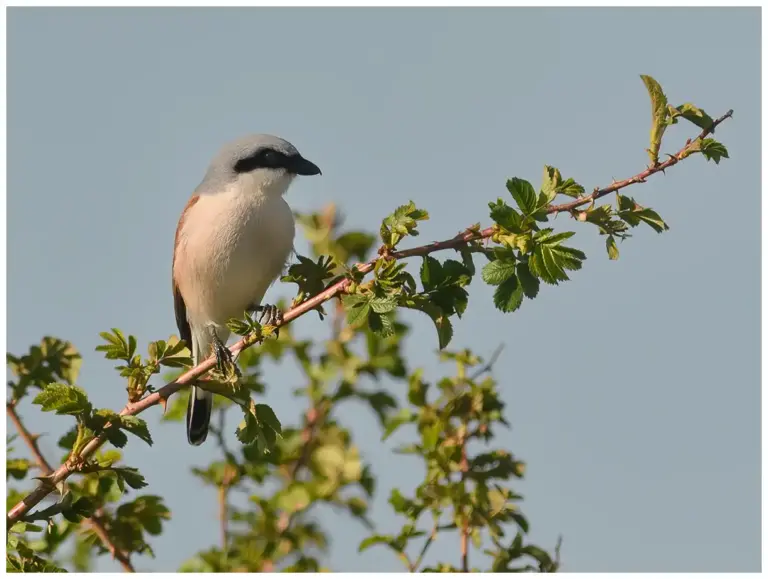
5, 76, 729, 572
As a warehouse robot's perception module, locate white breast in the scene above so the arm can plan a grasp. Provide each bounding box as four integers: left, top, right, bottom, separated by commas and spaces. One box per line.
176, 184, 296, 326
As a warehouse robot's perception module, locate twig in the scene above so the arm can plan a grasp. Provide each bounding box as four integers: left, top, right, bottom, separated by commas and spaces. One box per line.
210, 409, 237, 554
469, 344, 505, 381
331, 298, 345, 339
6, 109, 733, 525
410, 518, 439, 572
291, 406, 320, 480
459, 442, 470, 573
6, 403, 51, 474
548, 109, 734, 215
6, 403, 135, 572
275, 405, 322, 536
219, 483, 228, 553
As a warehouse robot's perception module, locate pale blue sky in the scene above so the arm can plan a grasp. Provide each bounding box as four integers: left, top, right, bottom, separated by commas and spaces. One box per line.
7, 7, 760, 572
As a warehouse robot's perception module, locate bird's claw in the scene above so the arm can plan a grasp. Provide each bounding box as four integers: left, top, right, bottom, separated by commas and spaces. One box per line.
253, 303, 283, 339
212, 336, 241, 379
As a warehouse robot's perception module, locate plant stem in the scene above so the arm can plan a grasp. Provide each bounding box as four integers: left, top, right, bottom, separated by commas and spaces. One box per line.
410, 519, 439, 572
459, 442, 469, 573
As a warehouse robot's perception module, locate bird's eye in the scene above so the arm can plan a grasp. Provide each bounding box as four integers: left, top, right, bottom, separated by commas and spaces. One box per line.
262, 149, 278, 166
233, 148, 285, 173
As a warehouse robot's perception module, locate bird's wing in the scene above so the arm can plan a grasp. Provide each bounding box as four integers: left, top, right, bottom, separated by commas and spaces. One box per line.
172, 195, 199, 349
173, 281, 192, 348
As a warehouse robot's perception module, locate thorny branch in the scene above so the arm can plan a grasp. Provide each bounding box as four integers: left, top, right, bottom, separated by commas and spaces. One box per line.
548, 109, 734, 215
6, 109, 733, 525
6, 403, 136, 572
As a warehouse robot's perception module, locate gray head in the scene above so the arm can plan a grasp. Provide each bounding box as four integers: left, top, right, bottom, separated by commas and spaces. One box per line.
197, 134, 321, 196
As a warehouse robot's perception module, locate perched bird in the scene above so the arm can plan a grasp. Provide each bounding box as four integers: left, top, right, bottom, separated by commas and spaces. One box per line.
172, 134, 321, 445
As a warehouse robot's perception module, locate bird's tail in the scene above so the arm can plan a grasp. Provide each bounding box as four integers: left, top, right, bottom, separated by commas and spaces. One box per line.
186, 330, 213, 446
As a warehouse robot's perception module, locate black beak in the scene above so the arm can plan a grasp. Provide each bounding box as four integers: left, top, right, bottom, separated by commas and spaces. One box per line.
290, 155, 322, 176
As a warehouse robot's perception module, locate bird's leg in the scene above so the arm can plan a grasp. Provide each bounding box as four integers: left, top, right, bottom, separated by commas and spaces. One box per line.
249, 303, 284, 339
208, 325, 241, 379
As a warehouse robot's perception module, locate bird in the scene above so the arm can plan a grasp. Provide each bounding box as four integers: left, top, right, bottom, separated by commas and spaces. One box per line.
172, 134, 321, 445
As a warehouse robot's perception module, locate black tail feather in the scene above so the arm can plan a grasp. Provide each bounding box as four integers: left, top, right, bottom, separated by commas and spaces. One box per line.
186, 386, 212, 445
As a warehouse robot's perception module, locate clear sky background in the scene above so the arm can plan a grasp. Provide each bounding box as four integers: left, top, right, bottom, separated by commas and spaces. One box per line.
6, 7, 760, 573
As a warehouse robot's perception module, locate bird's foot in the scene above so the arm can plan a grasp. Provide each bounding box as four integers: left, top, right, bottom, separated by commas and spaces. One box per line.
251, 303, 284, 339
210, 330, 241, 380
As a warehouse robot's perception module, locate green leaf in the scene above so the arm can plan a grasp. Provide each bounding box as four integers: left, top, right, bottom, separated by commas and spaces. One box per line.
634, 208, 669, 233
96, 449, 122, 468
32, 383, 91, 416
95, 328, 136, 362
672, 102, 714, 130
617, 196, 669, 233
540, 166, 586, 201
56, 425, 75, 450
362, 390, 398, 426
506, 178, 538, 215
606, 236, 620, 260
342, 294, 371, 327
482, 259, 517, 286
493, 275, 524, 313
489, 199, 523, 233
516, 262, 539, 299
358, 534, 395, 553
225, 317, 251, 336
541, 165, 559, 203
442, 259, 472, 287
113, 467, 147, 490
114, 495, 170, 539
407, 370, 429, 407
420, 256, 445, 291
401, 298, 453, 349
459, 246, 476, 276
380, 201, 429, 248
63, 497, 95, 522
120, 416, 153, 446
235, 412, 260, 445
369, 295, 398, 314
281, 254, 337, 306
335, 231, 376, 261
6, 458, 31, 480
276, 484, 312, 513
421, 421, 441, 451
10, 521, 44, 534
388, 489, 422, 518
369, 312, 395, 338
254, 404, 282, 436
640, 74, 669, 165
236, 400, 280, 453
528, 230, 586, 285
382, 408, 417, 440
698, 138, 729, 164
90, 407, 121, 427
557, 178, 585, 198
